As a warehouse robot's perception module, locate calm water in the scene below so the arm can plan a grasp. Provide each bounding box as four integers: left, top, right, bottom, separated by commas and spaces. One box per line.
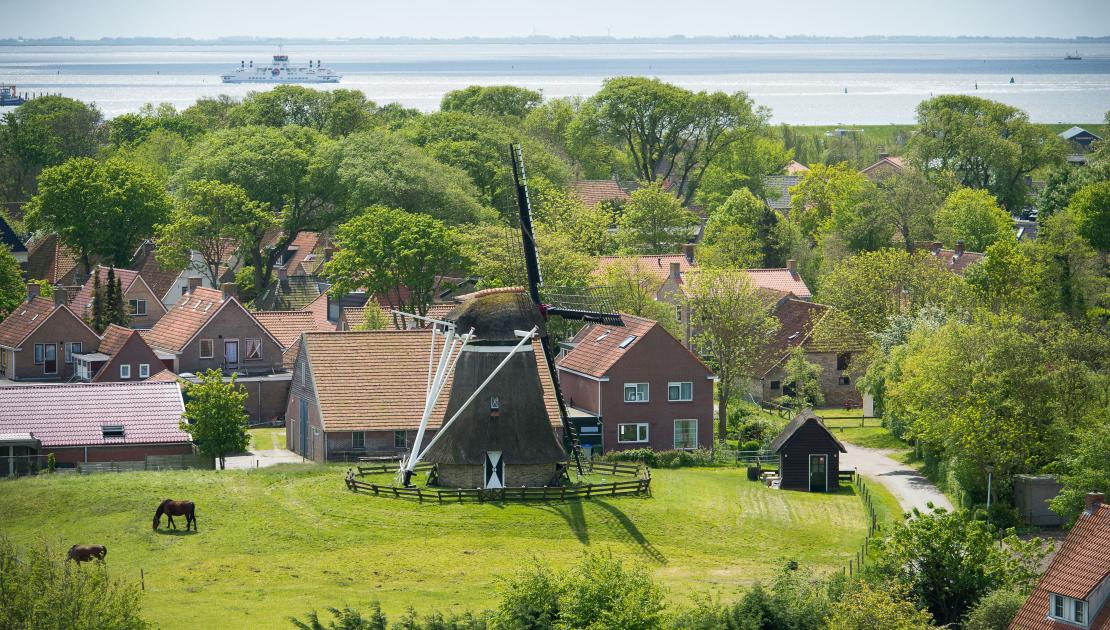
1, 42, 1108, 124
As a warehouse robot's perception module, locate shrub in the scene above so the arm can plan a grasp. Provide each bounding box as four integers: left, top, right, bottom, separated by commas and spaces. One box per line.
0, 537, 148, 630
962, 589, 1025, 630
740, 440, 762, 453
670, 564, 831, 630
601, 449, 721, 468
47, 453, 56, 473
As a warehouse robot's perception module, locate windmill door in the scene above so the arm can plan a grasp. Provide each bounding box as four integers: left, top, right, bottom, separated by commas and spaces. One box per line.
484, 451, 504, 489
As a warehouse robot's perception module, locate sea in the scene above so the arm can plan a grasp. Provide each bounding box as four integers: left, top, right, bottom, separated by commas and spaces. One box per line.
1, 41, 1109, 124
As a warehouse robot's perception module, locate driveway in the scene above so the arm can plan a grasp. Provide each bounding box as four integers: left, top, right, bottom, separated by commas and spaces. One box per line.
842, 443, 954, 513
223, 449, 308, 469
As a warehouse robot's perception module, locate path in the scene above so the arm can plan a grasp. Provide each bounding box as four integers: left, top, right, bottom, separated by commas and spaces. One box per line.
842, 443, 953, 513
223, 449, 308, 469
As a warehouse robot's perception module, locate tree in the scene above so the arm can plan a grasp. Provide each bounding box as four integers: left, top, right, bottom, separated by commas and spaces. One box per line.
0, 245, 25, 320
934, 188, 1014, 253
907, 95, 1065, 211
529, 177, 613, 256
788, 162, 891, 254
781, 346, 825, 409
823, 582, 937, 630
180, 369, 250, 470
89, 271, 106, 334
1031, 207, 1109, 319
1036, 160, 1110, 222
694, 133, 792, 208
155, 180, 276, 289
687, 269, 780, 441
460, 222, 594, 292
962, 589, 1026, 630
25, 157, 171, 274
868, 507, 1045, 626
0, 96, 104, 200
324, 207, 462, 318
1066, 180, 1110, 257
877, 169, 949, 253
597, 258, 681, 336
965, 238, 1035, 313
0, 537, 148, 630
88, 266, 130, 333
234, 86, 378, 137
1050, 406, 1110, 525
354, 306, 388, 331
616, 182, 698, 254
440, 85, 542, 119
699, 188, 777, 269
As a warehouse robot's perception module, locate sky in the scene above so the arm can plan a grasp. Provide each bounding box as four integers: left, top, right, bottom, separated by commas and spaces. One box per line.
1, 0, 1108, 39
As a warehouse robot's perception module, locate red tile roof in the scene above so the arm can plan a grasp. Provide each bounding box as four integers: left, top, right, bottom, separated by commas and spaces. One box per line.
572, 179, 631, 207
1011, 502, 1110, 629
342, 303, 458, 330
24, 233, 83, 284
302, 330, 561, 432
146, 369, 180, 383
913, 241, 986, 274
596, 255, 812, 299
129, 241, 184, 303
68, 266, 142, 315
97, 324, 134, 357
557, 314, 712, 382
0, 297, 55, 349
0, 381, 189, 447
284, 231, 322, 276
785, 160, 810, 174
255, 309, 335, 368
860, 156, 906, 180
743, 268, 813, 299
301, 292, 334, 330
142, 287, 225, 353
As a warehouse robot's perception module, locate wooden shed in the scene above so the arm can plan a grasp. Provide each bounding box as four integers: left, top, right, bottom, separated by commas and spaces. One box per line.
769, 409, 846, 492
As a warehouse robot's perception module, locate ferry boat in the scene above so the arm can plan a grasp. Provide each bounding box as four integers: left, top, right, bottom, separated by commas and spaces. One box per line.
0, 85, 25, 106
1065, 51, 1082, 60
221, 55, 341, 83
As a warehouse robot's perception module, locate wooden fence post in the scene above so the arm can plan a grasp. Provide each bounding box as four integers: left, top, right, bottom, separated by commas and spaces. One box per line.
141, 568, 145, 590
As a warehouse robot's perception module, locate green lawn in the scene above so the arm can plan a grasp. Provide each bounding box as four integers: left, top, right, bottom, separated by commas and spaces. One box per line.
0, 466, 873, 628
248, 427, 286, 451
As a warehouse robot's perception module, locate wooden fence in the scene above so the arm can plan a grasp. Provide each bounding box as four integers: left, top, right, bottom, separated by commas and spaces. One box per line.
78, 453, 213, 474
345, 460, 651, 503
843, 475, 882, 577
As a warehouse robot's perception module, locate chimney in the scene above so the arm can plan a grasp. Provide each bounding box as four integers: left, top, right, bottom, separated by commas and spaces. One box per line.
931, 241, 942, 255
683, 243, 696, 264
187, 277, 203, 293
955, 240, 965, 256
26, 282, 40, 302
220, 282, 238, 301
277, 265, 289, 290
786, 259, 797, 275
1085, 492, 1105, 513
53, 287, 68, 307
669, 261, 681, 281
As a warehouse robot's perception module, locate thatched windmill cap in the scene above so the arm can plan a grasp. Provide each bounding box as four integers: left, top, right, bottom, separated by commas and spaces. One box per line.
448, 288, 545, 341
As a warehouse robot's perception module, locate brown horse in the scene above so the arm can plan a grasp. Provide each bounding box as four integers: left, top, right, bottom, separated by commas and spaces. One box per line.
67, 544, 107, 564
153, 499, 197, 531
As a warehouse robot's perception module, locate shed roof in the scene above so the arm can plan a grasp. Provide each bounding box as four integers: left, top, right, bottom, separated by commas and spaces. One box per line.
1010, 501, 1110, 629
769, 409, 846, 453
0, 381, 188, 447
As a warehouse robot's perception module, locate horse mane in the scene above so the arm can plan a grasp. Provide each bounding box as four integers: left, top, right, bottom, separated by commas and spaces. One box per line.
154, 499, 168, 519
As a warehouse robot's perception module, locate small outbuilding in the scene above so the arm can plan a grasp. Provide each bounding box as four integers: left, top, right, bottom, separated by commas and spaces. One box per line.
769, 409, 846, 492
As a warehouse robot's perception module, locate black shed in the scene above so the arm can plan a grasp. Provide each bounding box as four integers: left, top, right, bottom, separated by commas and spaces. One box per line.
769, 409, 847, 492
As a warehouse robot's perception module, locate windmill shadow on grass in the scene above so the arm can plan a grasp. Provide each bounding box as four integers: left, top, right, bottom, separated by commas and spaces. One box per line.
540, 499, 590, 545
592, 499, 667, 565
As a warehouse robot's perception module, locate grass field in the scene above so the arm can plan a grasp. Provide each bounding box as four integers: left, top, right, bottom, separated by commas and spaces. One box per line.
0, 465, 874, 629
248, 427, 286, 451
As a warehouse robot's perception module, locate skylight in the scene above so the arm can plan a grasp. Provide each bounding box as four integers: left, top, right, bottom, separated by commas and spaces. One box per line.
595, 330, 612, 342
788, 332, 800, 340
618, 335, 637, 349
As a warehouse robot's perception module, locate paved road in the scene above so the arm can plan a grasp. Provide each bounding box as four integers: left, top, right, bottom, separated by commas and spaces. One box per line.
842, 443, 954, 514
223, 449, 308, 469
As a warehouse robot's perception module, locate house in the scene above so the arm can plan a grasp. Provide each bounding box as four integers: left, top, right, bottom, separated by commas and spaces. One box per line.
763, 175, 802, 213
24, 233, 87, 286
1015, 219, 1039, 242
67, 265, 168, 329
142, 286, 289, 423
784, 160, 810, 175
1010, 492, 1110, 629
255, 309, 335, 369
769, 409, 846, 492
860, 154, 906, 181
130, 240, 238, 309
556, 314, 715, 454
572, 179, 631, 209
0, 287, 101, 382
0, 214, 26, 264
913, 240, 985, 274
279, 231, 330, 276
0, 380, 191, 471
749, 296, 868, 408
73, 323, 172, 382
286, 329, 561, 463
254, 267, 325, 311
1059, 126, 1103, 151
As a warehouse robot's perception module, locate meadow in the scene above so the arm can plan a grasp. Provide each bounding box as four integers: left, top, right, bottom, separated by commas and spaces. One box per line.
0, 465, 873, 629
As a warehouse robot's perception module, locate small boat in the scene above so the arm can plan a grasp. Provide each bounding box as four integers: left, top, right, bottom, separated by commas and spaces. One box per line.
0, 84, 25, 106
1065, 51, 1082, 60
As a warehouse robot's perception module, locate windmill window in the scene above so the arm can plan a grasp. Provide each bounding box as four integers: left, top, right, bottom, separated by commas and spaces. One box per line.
618, 335, 637, 349
101, 425, 125, 439
624, 383, 649, 403
617, 423, 649, 443
668, 382, 693, 402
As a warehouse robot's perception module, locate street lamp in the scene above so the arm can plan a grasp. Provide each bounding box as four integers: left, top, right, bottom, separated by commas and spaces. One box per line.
985, 464, 995, 514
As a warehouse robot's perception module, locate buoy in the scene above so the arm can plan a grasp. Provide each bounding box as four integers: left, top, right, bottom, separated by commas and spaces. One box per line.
1009, 77, 1015, 84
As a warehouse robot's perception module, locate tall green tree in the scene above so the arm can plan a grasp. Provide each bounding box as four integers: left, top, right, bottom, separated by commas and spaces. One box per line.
780, 347, 825, 409
597, 257, 681, 337
1050, 406, 1110, 525
0, 96, 104, 200
788, 162, 878, 246
25, 157, 171, 274
180, 369, 250, 470
1066, 180, 1110, 257
695, 133, 792, 208
233, 86, 378, 137
324, 207, 462, 318
440, 85, 542, 119
877, 169, 950, 253
87, 267, 130, 333
907, 95, 1065, 211
616, 182, 698, 254
688, 269, 780, 441
0, 246, 26, 319
934, 188, 1014, 253
699, 188, 794, 269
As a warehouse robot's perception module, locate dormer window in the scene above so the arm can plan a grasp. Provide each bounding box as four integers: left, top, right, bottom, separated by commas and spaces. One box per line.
101, 425, 125, 439
1049, 593, 1088, 626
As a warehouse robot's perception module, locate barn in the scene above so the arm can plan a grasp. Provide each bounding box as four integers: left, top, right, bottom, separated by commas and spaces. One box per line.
769, 409, 846, 492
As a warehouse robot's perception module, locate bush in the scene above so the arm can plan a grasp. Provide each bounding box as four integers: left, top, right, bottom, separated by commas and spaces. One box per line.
962, 588, 1025, 630
739, 440, 762, 453
601, 449, 721, 468
290, 603, 488, 629
0, 537, 148, 629
47, 453, 56, 473
670, 564, 831, 630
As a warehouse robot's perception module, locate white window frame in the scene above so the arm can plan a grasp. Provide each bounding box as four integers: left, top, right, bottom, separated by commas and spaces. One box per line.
120, 363, 131, 379
617, 423, 649, 444
351, 431, 366, 450
66, 341, 82, 364
624, 383, 649, 403
128, 298, 147, 316
244, 337, 262, 361
668, 381, 693, 402
34, 343, 44, 364
673, 419, 698, 450
199, 338, 214, 359
1048, 593, 1088, 625
139, 363, 150, 378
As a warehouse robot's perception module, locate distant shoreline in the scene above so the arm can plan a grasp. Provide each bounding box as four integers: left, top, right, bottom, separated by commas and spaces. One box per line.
3, 35, 1110, 46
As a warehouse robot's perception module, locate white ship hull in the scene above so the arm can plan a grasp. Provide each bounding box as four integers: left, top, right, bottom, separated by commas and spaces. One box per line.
222, 55, 341, 84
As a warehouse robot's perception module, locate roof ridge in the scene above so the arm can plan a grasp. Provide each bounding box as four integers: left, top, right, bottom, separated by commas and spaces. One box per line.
0, 380, 176, 391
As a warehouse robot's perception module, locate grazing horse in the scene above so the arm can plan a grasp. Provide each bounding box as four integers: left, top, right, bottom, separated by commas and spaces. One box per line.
67, 544, 107, 564
153, 499, 197, 531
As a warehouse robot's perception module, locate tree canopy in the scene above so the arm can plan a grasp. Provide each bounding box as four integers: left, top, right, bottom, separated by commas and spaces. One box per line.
934, 188, 1015, 253
180, 369, 250, 470
0, 96, 104, 200
440, 85, 542, 119
616, 182, 698, 254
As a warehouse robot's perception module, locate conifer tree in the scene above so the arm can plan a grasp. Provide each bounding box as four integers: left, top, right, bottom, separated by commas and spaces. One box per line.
88, 270, 106, 333
107, 267, 129, 328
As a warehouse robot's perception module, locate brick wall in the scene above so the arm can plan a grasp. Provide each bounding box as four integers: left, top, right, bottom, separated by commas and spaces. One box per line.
10, 308, 100, 381
48, 443, 193, 465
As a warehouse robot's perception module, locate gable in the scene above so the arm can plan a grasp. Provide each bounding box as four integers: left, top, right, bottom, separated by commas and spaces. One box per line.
92, 333, 163, 382
185, 299, 283, 357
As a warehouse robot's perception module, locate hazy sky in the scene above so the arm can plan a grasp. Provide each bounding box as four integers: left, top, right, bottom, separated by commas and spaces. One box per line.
2, 0, 1108, 39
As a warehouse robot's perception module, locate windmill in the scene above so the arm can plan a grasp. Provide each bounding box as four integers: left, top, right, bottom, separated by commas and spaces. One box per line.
398, 144, 623, 488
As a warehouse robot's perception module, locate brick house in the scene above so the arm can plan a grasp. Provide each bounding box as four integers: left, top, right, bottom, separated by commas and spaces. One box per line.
0, 380, 191, 470
0, 288, 100, 382
1010, 492, 1110, 629
142, 286, 289, 423
749, 296, 867, 408
860, 154, 905, 181
556, 314, 715, 453
913, 240, 985, 275
286, 330, 561, 463
74, 323, 173, 382
24, 233, 88, 286
571, 179, 631, 209
67, 265, 168, 329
